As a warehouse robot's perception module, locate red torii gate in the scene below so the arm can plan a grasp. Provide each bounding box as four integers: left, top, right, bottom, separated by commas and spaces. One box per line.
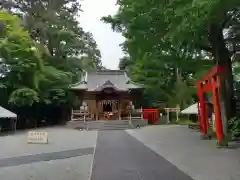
194, 66, 225, 144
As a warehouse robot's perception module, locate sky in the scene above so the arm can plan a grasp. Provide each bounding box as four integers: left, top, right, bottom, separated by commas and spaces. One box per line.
78, 0, 125, 70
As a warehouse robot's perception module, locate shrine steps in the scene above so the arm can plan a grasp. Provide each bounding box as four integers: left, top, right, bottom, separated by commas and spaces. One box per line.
66, 119, 147, 130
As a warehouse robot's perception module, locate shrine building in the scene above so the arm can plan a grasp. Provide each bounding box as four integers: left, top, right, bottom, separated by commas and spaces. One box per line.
69, 70, 144, 121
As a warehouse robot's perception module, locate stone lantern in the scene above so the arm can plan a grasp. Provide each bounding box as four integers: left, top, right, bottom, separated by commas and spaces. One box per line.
80, 101, 88, 112
80, 101, 88, 123
127, 101, 135, 120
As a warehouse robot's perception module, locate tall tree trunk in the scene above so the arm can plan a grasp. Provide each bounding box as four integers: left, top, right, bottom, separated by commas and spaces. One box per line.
176, 67, 182, 107
209, 23, 236, 123
175, 67, 187, 108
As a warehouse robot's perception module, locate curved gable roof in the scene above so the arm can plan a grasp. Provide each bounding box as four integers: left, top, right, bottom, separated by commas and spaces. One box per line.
93, 80, 125, 92
70, 70, 144, 91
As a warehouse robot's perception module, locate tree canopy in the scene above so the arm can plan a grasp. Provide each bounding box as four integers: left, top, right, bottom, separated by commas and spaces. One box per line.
0, 0, 239, 129
102, 0, 231, 108
102, 0, 240, 119
0, 0, 103, 128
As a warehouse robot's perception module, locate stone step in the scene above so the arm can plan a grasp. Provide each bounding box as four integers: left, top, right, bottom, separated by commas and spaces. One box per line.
86, 122, 130, 126
67, 119, 147, 130
86, 124, 132, 130
84, 121, 129, 124
85, 123, 130, 129
74, 125, 131, 131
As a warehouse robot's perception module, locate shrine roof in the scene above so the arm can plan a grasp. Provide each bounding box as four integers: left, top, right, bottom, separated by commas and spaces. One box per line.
69, 70, 144, 91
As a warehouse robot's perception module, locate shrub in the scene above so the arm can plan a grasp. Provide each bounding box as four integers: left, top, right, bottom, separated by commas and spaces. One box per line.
228, 116, 240, 140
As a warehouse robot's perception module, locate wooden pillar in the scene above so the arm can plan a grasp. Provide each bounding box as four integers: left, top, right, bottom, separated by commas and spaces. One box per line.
12, 118, 17, 132
205, 102, 209, 129
167, 109, 170, 123
211, 77, 224, 142
198, 85, 207, 135
96, 99, 98, 121
118, 99, 121, 120
197, 102, 201, 129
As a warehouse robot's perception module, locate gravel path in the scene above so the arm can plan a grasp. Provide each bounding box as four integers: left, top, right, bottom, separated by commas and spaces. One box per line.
0, 125, 239, 180
0, 127, 97, 158
126, 125, 240, 180
0, 127, 98, 180
0, 155, 93, 180
0, 147, 93, 168
91, 130, 193, 180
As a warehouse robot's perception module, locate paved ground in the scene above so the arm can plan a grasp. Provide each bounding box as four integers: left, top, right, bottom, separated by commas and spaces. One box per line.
0, 127, 97, 158
0, 147, 93, 168
0, 127, 98, 180
91, 130, 193, 180
126, 125, 240, 180
0, 155, 93, 180
0, 126, 239, 180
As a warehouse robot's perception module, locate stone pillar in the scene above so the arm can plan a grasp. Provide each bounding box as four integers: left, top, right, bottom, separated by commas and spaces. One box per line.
166, 109, 170, 124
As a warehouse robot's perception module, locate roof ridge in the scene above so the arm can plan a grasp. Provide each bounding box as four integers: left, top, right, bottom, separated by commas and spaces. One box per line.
126, 80, 145, 86
87, 70, 126, 74
93, 80, 126, 92
103, 80, 114, 85
69, 81, 86, 88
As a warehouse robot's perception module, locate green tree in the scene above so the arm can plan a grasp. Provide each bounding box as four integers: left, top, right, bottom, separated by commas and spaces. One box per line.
0, 0, 103, 128
162, 0, 240, 119
0, 11, 43, 106
1, 0, 102, 77
102, 0, 239, 118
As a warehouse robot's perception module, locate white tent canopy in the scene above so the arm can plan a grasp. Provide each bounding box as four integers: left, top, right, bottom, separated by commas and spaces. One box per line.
0, 106, 17, 118
181, 103, 198, 114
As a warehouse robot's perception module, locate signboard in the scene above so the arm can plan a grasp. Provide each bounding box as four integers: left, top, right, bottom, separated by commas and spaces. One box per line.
164, 108, 180, 112
27, 131, 48, 144
100, 100, 118, 105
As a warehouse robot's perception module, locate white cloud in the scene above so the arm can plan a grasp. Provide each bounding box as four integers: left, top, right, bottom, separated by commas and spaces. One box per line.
78, 0, 125, 70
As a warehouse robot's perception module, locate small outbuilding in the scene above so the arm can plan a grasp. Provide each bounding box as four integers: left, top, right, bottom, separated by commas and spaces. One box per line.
181, 103, 198, 114
0, 106, 17, 132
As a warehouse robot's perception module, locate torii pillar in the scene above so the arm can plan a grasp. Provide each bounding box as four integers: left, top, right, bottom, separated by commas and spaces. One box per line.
195, 66, 226, 146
